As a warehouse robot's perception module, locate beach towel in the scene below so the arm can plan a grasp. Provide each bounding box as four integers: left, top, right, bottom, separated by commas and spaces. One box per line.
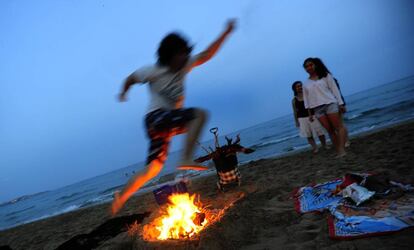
294, 179, 343, 213
328, 194, 414, 239
293, 174, 414, 239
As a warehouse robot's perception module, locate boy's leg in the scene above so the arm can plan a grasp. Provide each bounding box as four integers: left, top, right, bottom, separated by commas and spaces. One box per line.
149, 107, 207, 169
111, 159, 163, 215
180, 108, 208, 166
111, 136, 171, 215
111, 108, 207, 214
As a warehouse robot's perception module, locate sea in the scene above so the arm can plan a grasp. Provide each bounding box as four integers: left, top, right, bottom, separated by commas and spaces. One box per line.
1, 75, 414, 231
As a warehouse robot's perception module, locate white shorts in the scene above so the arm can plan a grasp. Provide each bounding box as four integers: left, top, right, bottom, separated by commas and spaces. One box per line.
298, 117, 326, 138
314, 103, 339, 118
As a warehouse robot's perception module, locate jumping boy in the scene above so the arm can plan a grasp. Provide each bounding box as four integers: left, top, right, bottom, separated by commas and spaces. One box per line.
112, 20, 236, 215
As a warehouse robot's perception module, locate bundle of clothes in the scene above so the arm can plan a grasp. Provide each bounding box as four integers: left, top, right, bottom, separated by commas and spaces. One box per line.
294, 172, 414, 239
195, 127, 254, 191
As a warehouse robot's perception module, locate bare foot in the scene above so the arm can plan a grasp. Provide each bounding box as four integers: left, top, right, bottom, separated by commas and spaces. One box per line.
177, 160, 208, 171
177, 165, 209, 171
111, 191, 124, 216
335, 152, 347, 159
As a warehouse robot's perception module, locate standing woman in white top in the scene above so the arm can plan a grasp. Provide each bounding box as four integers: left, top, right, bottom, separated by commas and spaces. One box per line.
302, 57, 347, 157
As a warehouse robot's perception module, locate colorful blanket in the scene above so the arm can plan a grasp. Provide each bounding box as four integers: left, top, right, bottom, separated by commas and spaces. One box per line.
294, 176, 414, 239
294, 179, 343, 213
328, 194, 414, 239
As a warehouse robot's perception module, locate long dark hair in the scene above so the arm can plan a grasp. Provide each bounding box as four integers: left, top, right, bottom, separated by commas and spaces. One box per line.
157, 33, 192, 66
303, 57, 331, 79
291, 81, 302, 97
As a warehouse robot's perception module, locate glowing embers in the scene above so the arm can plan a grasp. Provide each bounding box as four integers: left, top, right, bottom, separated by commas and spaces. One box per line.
143, 193, 210, 241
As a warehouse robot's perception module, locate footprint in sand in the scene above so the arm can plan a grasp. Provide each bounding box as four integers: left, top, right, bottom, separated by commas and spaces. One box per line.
304, 223, 319, 231
286, 224, 319, 243
297, 228, 319, 242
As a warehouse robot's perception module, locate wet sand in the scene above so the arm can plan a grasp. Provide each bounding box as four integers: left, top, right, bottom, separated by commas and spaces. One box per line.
1, 120, 413, 250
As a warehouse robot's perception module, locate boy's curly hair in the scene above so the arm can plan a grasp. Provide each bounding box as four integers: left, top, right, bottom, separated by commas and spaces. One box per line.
157, 33, 192, 66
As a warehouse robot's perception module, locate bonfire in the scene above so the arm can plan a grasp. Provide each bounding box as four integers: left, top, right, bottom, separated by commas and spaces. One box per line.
141, 192, 225, 241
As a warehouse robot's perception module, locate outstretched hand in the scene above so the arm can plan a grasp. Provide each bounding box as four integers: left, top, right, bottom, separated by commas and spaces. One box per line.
118, 93, 127, 102
244, 148, 255, 154
225, 19, 237, 34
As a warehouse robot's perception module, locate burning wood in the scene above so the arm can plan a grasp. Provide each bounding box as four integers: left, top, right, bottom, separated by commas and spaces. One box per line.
142, 193, 208, 241
138, 189, 249, 242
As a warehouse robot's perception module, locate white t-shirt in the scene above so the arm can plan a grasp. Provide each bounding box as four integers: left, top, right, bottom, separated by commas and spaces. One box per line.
132, 55, 201, 113
303, 73, 344, 109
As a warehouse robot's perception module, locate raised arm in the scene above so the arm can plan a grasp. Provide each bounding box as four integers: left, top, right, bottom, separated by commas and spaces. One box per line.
194, 153, 213, 163
227, 144, 255, 154
240, 146, 255, 154
191, 19, 236, 68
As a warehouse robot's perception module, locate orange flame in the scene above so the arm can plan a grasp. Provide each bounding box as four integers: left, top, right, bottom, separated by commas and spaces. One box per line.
141, 191, 243, 241
143, 193, 208, 240
157, 193, 207, 240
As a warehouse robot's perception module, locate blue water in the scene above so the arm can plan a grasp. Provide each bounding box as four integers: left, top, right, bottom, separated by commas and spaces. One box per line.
1, 75, 414, 231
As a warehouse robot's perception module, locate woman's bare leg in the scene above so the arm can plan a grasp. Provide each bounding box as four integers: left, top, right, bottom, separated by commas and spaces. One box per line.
318, 134, 327, 148
318, 115, 337, 149
327, 113, 346, 156
344, 126, 350, 147
307, 137, 318, 153
339, 112, 350, 147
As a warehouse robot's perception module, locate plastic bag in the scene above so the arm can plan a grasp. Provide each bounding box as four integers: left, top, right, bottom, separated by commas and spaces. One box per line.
341, 183, 375, 206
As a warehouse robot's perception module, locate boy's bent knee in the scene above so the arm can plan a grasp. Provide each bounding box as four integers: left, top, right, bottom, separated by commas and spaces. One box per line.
194, 108, 209, 122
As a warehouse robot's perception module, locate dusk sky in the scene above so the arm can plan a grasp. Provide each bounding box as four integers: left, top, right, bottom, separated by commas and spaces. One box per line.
1, 0, 413, 202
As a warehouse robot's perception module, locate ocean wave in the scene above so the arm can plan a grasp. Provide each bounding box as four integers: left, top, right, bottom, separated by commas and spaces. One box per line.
5, 205, 36, 217
345, 108, 388, 121
387, 99, 414, 113
55, 191, 84, 201
345, 113, 363, 120
79, 193, 114, 208
0, 191, 49, 207
13, 204, 81, 229
98, 184, 125, 195
361, 108, 382, 116
282, 143, 309, 152
347, 99, 414, 121
251, 134, 299, 149
350, 125, 377, 135
282, 146, 297, 152
259, 134, 278, 140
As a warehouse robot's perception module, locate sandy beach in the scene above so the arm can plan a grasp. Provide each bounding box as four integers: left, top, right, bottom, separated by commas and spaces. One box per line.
1, 120, 413, 250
